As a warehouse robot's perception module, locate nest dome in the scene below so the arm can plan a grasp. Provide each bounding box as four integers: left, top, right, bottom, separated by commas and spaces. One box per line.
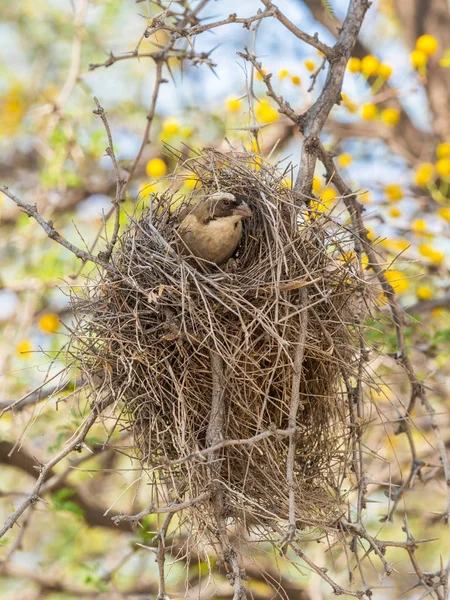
72, 149, 372, 533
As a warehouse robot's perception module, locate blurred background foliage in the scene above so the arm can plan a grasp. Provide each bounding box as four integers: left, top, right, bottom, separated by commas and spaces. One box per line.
1, 0, 450, 598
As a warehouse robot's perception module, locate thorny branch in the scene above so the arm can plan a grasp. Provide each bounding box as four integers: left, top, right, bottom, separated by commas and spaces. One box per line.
207, 351, 247, 600
0, 398, 112, 540
93, 97, 126, 260
284, 288, 308, 544
238, 0, 450, 596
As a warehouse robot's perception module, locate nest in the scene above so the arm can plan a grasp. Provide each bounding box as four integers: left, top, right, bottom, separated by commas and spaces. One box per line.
71, 149, 373, 535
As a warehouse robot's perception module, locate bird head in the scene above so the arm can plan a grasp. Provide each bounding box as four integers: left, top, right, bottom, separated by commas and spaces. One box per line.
206, 192, 253, 220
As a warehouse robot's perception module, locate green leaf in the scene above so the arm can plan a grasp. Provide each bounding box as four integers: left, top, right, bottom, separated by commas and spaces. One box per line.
52, 487, 76, 502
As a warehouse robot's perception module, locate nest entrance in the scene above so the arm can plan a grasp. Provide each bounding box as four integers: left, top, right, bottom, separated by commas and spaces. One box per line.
72, 149, 372, 534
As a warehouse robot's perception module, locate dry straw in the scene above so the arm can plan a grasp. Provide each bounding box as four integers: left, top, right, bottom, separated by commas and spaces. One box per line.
70, 148, 374, 539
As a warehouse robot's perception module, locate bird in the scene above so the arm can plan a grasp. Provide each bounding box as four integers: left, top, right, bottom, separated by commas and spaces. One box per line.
176, 192, 252, 265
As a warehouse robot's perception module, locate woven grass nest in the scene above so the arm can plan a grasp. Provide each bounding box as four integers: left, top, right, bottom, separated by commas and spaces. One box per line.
72, 149, 373, 534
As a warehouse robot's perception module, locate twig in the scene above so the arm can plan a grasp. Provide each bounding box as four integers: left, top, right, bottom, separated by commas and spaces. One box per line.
0, 186, 109, 269
160, 426, 297, 467
93, 97, 126, 260
207, 350, 247, 600
260, 0, 334, 59
283, 287, 308, 545
156, 512, 174, 600
0, 400, 109, 540
112, 490, 211, 524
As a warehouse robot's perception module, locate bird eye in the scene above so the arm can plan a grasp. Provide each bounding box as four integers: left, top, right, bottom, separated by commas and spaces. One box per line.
222, 198, 231, 206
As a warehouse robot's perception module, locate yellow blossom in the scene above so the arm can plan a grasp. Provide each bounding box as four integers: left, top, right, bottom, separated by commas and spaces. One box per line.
361, 254, 369, 269
181, 126, 193, 138
385, 269, 409, 293
321, 188, 337, 204
380, 239, 410, 253
312, 176, 322, 194
389, 207, 401, 218
366, 226, 375, 240
141, 182, 157, 194
361, 103, 378, 120
146, 157, 167, 178
418, 243, 434, 257
429, 249, 444, 264
38, 313, 59, 334
378, 63, 393, 79
337, 153, 352, 168
416, 34, 438, 56
255, 99, 279, 123
312, 187, 336, 213
226, 96, 242, 112
347, 57, 361, 73
161, 118, 180, 135
414, 162, 435, 186
361, 55, 379, 77
16, 340, 33, 357
282, 178, 292, 188
436, 158, 450, 177
381, 108, 400, 126
185, 177, 199, 190
279, 69, 289, 79
304, 60, 316, 72
411, 50, 428, 69
416, 286, 433, 301
411, 219, 427, 233
360, 191, 371, 204
256, 69, 267, 81
437, 143, 450, 158
341, 250, 356, 263
438, 206, 450, 221
291, 75, 301, 86
0, 88, 26, 134
384, 184, 403, 201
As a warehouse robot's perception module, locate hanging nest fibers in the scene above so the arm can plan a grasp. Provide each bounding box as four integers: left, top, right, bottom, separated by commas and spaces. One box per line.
71, 149, 374, 538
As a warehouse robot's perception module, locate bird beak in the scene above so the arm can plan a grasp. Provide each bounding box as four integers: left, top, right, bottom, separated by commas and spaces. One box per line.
233, 202, 252, 218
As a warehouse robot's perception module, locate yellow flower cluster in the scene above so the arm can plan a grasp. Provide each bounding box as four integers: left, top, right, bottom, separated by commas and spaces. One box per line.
361, 103, 377, 120
162, 118, 179, 135
410, 34, 438, 70
384, 269, 409, 294
381, 108, 400, 126
438, 207, 450, 221
38, 313, 60, 333
388, 207, 401, 218
347, 55, 393, 80
277, 69, 302, 86
411, 219, 427, 233
337, 153, 352, 168
226, 96, 242, 112
384, 184, 403, 202
360, 103, 400, 126
255, 99, 279, 123
311, 187, 337, 213
0, 86, 26, 136
16, 340, 33, 358
418, 243, 444, 264
146, 157, 167, 178
416, 286, 433, 301
414, 143, 450, 188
